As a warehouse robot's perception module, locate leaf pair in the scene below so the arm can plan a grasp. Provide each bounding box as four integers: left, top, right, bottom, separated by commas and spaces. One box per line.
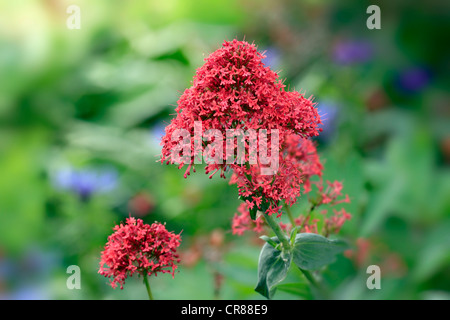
255, 233, 348, 299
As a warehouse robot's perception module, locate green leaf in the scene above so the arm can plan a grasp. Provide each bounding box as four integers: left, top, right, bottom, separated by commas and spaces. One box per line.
276, 283, 313, 299
290, 226, 300, 245
259, 235, 278, 248
292, 233, 348, 271
255, 238, 292, 299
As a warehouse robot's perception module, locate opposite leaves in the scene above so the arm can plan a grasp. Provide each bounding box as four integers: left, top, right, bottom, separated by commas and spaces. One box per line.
255, 238, 291, 299
256, 233, 348, 299
292, 233, 348, 270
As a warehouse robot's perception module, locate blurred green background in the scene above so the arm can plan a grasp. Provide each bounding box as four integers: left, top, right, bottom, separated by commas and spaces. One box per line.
0, 0, 449, 300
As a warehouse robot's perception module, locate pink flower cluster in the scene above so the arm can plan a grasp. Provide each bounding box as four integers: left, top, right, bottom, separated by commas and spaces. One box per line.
229, 135, 323, 216
323, 208, 352, 236
160, 39, 321, 215
99, 217, 181, 289
283, 179, 351, 236
158, 38, 350, 238
231, 202, 265, 236
314, 180, 350, 206
233, 177, 352, 237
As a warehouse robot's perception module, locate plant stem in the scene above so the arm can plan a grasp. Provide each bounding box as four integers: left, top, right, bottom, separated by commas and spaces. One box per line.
143, 273, 154, 300
299, 202, 317, 231
283, 203, 296, 226
262, 211, 290, 250
298, 268, 330, 300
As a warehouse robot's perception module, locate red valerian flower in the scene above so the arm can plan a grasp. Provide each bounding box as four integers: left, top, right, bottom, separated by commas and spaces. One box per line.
231, 202, 265, 235
323, 208, 352, 236
283, 178, 351, 236
229, 135, 323, 217
314, 179, 351, 206
160, 39, 321, 215
233, 177, 352, 237
99, 217, 181, 289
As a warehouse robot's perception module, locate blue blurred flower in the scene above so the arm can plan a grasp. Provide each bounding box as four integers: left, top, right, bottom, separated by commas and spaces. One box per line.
149, 123, 166, 151
0, 247, 59, 300
21, 247, 60, 278
0, 257, 15, 280
395, 66, 432, 93
52, 166, 118, 201
261, 47, 281, 70
316, 101, 339, 143
332, 40, 373, 65
13, 286, 51, 300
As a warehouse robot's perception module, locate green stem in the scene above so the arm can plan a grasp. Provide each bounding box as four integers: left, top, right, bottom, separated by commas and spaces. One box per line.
262, 211, 290, 251
299, 202, 317, 231
283, 203, 296, 226
298, 268, 330, 300
143, 273, 154, 300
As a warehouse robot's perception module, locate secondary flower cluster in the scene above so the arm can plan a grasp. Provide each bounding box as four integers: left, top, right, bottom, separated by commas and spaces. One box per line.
232, 177, 351, 237
99, 217, 181, 289
232, 202, 265, 236
160, 39, 322, 215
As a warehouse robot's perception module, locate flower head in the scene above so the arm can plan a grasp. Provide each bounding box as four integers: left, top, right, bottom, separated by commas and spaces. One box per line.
160, 39, 321, 180
99, 217, 181, 289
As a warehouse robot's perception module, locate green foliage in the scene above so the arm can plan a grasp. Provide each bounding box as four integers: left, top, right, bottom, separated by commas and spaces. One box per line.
0, 0, 448, 300
292, 234, 348, 271
255, 233, 348, 299
255, 238, 292, 299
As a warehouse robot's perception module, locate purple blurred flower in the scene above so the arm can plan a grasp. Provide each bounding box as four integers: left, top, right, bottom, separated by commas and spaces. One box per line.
333, 40, 373, 65
2, 285, 50, 300
149, 123, 166, 150
261, 47, 281, 69
395, 66, 432, 93
0, 248, 58, 300
0, 257, 15, 279
21, 247, 60, 277
317, 101, 339, 143
52, 166, 118, 201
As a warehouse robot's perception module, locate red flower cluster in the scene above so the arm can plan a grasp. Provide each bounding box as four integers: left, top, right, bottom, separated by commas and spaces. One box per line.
229, 135, 322, 216
282, 179, 351, 236
99, 217, 181, 289
283, 134, 323, 194
313, 180, 350, 206
160, 39, 321, 215
231, 202, 265, 235
323, 208, 352, 236
233, 178, 352, 237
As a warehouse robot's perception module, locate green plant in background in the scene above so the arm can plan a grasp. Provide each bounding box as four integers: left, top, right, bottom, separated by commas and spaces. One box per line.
0, 0, 448, 301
